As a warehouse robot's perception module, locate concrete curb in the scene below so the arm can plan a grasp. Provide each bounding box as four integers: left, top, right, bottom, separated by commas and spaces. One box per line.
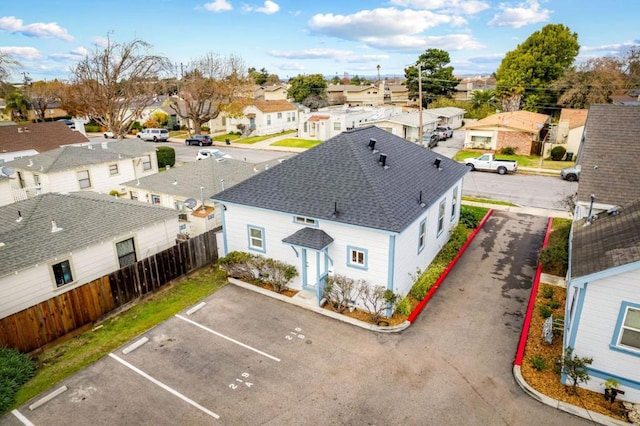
227, 278, 411, 333
513, 366, 629, 426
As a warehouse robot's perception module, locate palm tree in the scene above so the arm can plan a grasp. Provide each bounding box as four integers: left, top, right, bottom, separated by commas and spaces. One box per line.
470, 89, 499, 109
4, 91, 29, 122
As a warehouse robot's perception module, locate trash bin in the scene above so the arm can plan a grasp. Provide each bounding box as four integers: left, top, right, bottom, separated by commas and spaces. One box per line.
566, 152, 573, 161
225, 138, 230, 145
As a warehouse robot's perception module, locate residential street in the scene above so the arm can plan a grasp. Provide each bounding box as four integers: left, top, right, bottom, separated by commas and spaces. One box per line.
2, 212, 590, 425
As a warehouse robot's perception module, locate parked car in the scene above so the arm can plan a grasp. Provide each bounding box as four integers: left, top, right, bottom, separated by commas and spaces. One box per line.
103, 131, 116, 139
422, 132, 439, 149
464, 153, 518, 175
435, 126, 453, 139
196, 148, 232, 161
560, 164, 580, 181
56, 119, 75, 130
137, 128, 169, 142
186, 135, 213, 146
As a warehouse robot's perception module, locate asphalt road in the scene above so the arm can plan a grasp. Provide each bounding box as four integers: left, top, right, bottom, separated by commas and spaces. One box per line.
2, 212, 590, 426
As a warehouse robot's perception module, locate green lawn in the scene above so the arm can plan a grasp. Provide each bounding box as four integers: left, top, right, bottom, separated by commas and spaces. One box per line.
452, 150, 575, 170
462, 196, 517, 206
212, 133, 242, 142
7, 267, 228, 413
271, 138, 321, 149
169, 131, 189, 139
232, 130, 297, 145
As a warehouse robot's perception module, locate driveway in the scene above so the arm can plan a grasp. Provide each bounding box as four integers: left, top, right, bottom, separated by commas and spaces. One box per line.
3, 212, 590, 425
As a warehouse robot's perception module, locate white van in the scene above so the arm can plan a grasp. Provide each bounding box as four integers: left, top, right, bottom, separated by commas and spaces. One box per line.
137, 128, 169, 142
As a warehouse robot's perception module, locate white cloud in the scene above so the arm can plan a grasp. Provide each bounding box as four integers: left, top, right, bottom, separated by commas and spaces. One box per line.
277, 62, 305, 71
0, 46, 42, 60
365, 34, 485, 51
92, 37, 110, 47
0, 16, 73, 41
488, 0, 551, 28
203, 0, 232, 12
268, 49, 389, 63
580, 41, 637, 53
389, 0, 489, 15
49, 46, 88, 61
243, 1, 280, 14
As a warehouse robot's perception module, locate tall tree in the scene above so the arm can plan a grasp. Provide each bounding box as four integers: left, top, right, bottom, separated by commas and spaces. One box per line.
0, 51, 20, 83
170, 53, 251, 135
404, 49, 458, 107
66, 37, 171, 137
495, 24, 580, 112
287, 74, 327, 108
4, 91, 29, 121
25, 80, 64, 121
553, 57, 626, 108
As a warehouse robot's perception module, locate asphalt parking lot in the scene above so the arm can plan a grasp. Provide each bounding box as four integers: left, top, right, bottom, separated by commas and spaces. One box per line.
3, 212, 591, 426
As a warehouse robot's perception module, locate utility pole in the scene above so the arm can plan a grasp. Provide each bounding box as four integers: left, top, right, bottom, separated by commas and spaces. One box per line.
418, 63, 423, 146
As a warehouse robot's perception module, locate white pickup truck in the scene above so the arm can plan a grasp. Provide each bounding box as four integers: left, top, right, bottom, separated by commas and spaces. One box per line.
464, 153, 518, 175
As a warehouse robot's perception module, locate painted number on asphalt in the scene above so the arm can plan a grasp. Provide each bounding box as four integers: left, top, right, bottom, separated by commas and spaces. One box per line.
285, 327, 305, 341
229, 372, 253, 390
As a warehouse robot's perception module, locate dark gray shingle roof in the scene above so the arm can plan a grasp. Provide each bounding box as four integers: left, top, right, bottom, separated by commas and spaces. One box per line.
577, 105, 640, 205
3, 146, 125, 173
0, 192, 177, 276
213, 126, 468, 233
571, 199, 640, 279
282, 227, 334, 250
88, 139, 156, 157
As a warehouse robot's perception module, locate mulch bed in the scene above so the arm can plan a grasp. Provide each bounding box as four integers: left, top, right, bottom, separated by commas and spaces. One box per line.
521, 283, 628, 422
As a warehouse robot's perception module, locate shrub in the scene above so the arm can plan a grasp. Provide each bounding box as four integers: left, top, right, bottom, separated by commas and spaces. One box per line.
324, 274, 363, 313
529, 356, 546, 371
0, 347, 35, 413
542, 286, 554, 299
218, 251, 257, 281
395, 297, 412, 316
547, 300, 560, 309
201, 125, 210, 132
459, 205, 487, 229
84, 125, 101, 133
539, 245, 568, 276
539, 305, 552, 319
499, 146, 516, 155
550, 145, 567, 161
156, 146, 176, 169
218, 251, 297, 293
361, 285, 399, 324
131, 121, 143, 132
555, 346, 593, 394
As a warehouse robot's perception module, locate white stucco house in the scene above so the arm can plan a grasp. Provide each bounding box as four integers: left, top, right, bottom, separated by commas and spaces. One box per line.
371, 110, 440, 143
213, 126, 468, 308
225, 100, 298, 136
298, 106, 402, 141
0, 192, 179, 320
563, 199, 640, 402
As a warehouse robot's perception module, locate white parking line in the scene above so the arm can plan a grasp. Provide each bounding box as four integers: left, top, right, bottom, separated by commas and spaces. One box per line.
11, 410, 34, 426
175, 314, 281, 362
108, 353, 220, 420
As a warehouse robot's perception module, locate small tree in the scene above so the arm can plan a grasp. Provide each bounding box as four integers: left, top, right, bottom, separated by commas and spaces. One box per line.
361, 285, 399, 324
556, 346, 593, 395
156, 146, 175, 169
324, 274, 364, 313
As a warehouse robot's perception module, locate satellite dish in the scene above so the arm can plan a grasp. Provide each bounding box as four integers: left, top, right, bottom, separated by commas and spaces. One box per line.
184, 198, 197, 210
1, 166, 15, 177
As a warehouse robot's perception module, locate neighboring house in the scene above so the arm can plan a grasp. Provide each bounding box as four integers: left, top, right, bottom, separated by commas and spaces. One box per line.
120, 156, 289, 236
213, 126, 468, 309
454, 76, 496, 101
225, 100, 298, 136
371, 110, 439, 143
123, 95, 180, 128
554, 108, 588, 157
0, 122, 89, 164
563, 199, 640, 403
384, 84, 410, 106
326, 83, 384, 106
254, 85, 289, 101
611, 89, 640, 106
298, 105, 402, 141
26, 102, 69, 121
463, 110, 550, 155
2, 142, 158, 201
0, 176, 12, 207
426, 107, 466, 129
573, 105, 640, 220
0, 192, 179, 320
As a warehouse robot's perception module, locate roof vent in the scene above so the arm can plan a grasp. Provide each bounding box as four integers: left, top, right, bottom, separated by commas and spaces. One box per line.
27, 159, 33, 167
332, 201, 338, 218
606, 207, 620, 216
51, 220, 63, 233
434, 158, 442, 170
368, 139, 377, 150
378, 153, 387, 168
16, 210, 22, 223
418, 191, 425, 208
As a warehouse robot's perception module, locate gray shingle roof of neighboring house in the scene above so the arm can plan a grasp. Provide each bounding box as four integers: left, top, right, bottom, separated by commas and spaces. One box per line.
3, 146, 126, 173
0, 192, 177, 276
576, 105, 640, 205
571, 199, 640, 279
121, 156, 290, 200
376, 111, 439, 127
0, 122, 89, 153
425, 107, 466, 118
213, 126, 468, 233
88, 139, 156, 157
282, 227, 334, 250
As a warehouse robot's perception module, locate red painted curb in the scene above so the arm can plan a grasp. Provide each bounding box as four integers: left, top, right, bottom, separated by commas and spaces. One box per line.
407, 209, 494, 324
514, 217, 554, 366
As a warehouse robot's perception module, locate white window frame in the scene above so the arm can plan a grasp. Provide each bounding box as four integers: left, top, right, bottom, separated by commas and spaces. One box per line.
437, 199, 446, 236
418, 219, 426, 253
151, 194, 161, 205
451, 186, 458, 221
294, 216, 317, 226
142, 155, 152, 171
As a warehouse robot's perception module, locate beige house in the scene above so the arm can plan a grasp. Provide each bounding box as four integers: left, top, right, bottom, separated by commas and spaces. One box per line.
426, 107, 466, 129
555, 108, 588, 157
326, 83, 384, 106
225, 100, 298, 136
254, 85, 289, 101
463, 110, 550, 155
384, 84, 410, 106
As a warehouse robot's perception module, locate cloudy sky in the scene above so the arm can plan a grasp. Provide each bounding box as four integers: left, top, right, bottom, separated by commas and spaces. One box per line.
0, 0, 638, 82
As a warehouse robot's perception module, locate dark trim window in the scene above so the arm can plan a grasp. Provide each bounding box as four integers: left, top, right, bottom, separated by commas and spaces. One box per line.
437, 199, 446, 235
52, 260, 73, 287
151, 194, 161, 205
77, 170, 91, 189
109, 164, 119, 175
142, 155, 152, 171
116, 238, 137, 268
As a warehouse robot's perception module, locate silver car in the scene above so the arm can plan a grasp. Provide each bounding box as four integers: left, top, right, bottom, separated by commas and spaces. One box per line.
560, 164, 580, 181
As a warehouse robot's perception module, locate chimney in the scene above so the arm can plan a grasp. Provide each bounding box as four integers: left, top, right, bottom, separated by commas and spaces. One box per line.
433, 158, 442, 169
51, 220, 63, 233
368, 139, 377, 150
379, 153, 387, 167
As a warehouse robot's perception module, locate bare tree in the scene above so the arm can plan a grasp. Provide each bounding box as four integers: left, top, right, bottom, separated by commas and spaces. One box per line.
25, 80, 64, 122
67, 37, 171, 137
170, 53, 251, 135
0, 51, 20, 83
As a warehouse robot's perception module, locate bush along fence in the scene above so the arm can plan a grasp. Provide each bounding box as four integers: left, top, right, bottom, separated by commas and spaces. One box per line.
0, 230, 218, 353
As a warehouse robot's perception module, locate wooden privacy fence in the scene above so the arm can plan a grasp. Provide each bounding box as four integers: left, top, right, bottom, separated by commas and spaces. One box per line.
0, 230, 218, 353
